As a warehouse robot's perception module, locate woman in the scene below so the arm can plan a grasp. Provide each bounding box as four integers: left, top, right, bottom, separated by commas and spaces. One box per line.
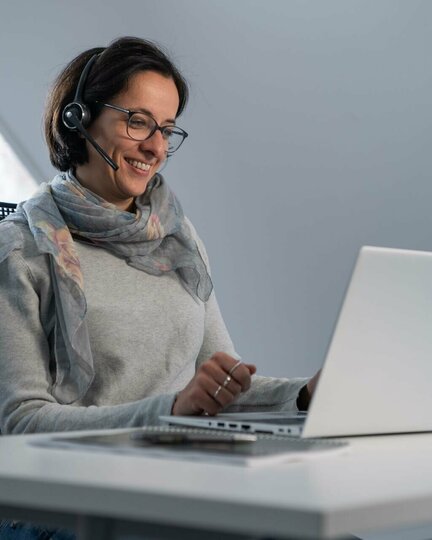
0, 36, 318, 539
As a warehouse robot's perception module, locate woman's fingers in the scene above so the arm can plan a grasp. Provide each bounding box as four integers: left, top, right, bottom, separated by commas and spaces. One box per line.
201, 363, 242, 396
189, 385, 224, 416
172, 353, 257, 416
195, 370, 237, 408
203, 352, 256, 392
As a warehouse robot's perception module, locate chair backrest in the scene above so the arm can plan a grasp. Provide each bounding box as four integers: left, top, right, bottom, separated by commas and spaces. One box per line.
0, 202, 17, 221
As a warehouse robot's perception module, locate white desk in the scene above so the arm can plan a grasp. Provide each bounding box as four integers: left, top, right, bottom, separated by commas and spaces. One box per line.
0, 430, 432, 539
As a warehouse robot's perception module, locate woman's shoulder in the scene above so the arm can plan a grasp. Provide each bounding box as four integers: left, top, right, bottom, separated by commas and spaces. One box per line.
183, 216, 210, 269
184, 215, 199, 239
0, 220, 39, 256
0, 220, 50, 273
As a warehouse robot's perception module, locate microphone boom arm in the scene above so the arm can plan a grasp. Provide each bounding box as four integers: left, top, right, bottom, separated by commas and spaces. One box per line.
64, 111, 119, 171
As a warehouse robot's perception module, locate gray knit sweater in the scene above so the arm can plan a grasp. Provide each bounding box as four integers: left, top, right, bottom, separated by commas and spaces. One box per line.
0, 219, 307, 434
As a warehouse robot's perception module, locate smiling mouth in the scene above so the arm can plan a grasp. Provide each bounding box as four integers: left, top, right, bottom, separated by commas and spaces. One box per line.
125, 158, 151, 171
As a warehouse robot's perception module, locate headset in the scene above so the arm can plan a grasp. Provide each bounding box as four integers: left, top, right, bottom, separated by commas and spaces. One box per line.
62, 54, 119, 170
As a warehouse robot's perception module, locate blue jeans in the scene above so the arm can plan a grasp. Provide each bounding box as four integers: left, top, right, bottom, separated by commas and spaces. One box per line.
0, 521, 75, 540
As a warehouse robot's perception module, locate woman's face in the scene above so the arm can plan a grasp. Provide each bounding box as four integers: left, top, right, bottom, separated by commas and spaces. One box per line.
75, 70, 180, 211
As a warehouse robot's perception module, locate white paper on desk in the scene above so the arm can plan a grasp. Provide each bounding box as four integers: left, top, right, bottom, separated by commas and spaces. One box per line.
31, 427, 349, 467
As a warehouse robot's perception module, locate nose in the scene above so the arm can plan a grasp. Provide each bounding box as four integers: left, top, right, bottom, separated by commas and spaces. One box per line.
138, 129, 167, 160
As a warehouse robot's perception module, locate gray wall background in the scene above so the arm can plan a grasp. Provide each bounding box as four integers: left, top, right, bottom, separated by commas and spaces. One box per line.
1, 0, 431, 380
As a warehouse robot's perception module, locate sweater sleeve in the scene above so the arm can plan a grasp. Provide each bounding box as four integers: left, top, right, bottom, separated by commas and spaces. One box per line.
0, 251, 176, 434
190, 222, 310, 414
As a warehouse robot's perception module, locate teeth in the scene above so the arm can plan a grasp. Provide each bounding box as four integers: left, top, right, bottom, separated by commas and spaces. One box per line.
126, 158, 151, 171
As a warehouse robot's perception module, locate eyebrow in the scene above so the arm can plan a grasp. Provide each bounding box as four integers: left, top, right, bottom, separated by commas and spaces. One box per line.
132, 106, 176, 125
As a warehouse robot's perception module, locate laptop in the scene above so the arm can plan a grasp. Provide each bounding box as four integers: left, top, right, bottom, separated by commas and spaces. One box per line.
162, 246, 432, 438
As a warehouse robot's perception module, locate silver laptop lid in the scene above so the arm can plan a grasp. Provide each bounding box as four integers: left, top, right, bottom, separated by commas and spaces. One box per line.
303, 245, 432, 438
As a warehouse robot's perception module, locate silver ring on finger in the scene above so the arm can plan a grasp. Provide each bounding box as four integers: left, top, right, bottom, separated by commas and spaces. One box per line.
213, 385, 223, 399
228, 360, 242, 376
223, 374, 232, 388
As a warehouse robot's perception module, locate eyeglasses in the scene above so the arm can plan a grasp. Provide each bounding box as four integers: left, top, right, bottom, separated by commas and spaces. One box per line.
96, 102, 188, 154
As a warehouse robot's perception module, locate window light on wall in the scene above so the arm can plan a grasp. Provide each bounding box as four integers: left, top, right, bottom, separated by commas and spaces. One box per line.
0, 127, 38, 203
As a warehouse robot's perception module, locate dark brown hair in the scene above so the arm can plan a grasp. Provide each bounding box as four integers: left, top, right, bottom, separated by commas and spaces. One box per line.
44, 36, 189, 171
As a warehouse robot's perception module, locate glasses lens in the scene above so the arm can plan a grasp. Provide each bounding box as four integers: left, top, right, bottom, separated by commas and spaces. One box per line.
127, 112, 187, 153
127, 112, 154, 141
163, 127, 187, 154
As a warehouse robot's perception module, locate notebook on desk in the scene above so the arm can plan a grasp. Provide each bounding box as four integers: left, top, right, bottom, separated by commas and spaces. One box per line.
37, 426, 348, 467
162, 245, 432, 438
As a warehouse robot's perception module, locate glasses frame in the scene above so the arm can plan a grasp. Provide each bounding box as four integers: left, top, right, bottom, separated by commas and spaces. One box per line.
96, 102, 188, 155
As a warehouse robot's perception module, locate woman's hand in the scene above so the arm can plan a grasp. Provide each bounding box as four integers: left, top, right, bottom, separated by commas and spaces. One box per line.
307, 368, 322, 398
297, 368, 322, 411
172, 352, 257, 416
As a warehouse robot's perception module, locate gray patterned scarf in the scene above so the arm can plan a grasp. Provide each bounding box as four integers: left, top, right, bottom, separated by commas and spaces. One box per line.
0, 172, 212, 404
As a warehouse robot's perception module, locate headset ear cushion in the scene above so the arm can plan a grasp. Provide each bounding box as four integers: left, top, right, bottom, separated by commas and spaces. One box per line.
62, 102, 91, 130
